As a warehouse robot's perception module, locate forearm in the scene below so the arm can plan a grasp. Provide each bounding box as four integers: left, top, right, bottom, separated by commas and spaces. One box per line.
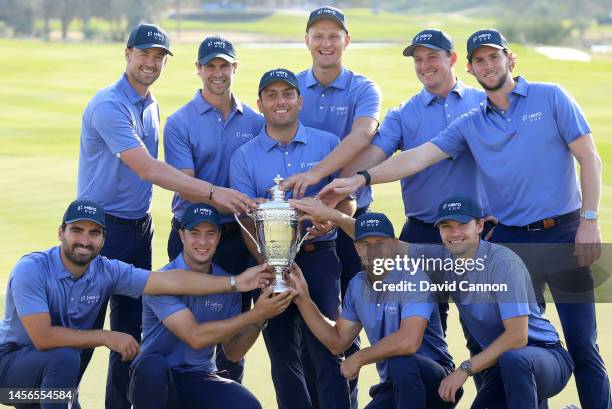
223, 321, 263, 362
314, 129, 375, 178
351, 331, 418, 367
468, 331, 526, 373
295, 298, 347, 354
145, 160, 214, 203
369, 142, 447, 185
579, 152, 602, 212
190, 310, 261, 350
340, 144, 387, 177
145, 269, 232, 296
335, 198, 356, 217
38, 327, 109, 350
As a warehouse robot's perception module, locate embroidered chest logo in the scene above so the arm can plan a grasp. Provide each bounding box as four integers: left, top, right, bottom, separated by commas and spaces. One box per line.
300, 161, 319, 169
522, 112, 543, 122
236, 131, 255, 141
330, 106, 349, 115
204, 300, 224, 312
80, 295, 100, 304
385, 305, 399, 315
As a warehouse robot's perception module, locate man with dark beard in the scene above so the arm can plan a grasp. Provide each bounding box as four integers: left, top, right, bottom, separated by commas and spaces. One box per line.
0, 200, 273, 409
319, 28, 610, 409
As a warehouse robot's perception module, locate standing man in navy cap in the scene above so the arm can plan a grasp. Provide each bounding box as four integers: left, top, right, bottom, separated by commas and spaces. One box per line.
77, 23, 256, 409
320, 28, 610, 409
130, 203, 292, 409
230, 68, 355, 409
163, 34, 264, 382
0, 200, 273, 409
343, 28, 487, 336
281, 8, 382, 405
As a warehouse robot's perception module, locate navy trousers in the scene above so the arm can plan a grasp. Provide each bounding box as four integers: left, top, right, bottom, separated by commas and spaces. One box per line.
129, 353, 261, 409
0, 345, 81, 409
491, 218, 612, 409
470, 344, 573, 409
167, 220, 254, 383
365, 355, 460, 409
263, 244, 349, 409
307, 206, 367, 409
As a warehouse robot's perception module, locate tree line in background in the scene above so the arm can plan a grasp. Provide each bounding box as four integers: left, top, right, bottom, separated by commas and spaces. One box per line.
0, 0, 611, 45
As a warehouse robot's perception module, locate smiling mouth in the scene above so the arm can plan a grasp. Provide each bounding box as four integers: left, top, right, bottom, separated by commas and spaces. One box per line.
422, 71, 436, 77
273, 109, 289, 113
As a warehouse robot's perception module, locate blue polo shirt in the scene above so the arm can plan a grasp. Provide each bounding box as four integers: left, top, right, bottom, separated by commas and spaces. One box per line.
230, 123, 341, 242
342, 269, 452, 382
297, 68, 382, 209
140, 254, 241, 373
0, 246, 150, 347
410, 241, 560, 349
431, 77, 588, 226
373, 81, 488, 223
164, 91, 264, 224
77, 74, 160, 219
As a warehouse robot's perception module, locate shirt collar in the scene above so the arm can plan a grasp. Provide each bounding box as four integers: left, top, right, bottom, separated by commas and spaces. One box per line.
52, 246, 94, 281
482, 76, 528, 112
118, 73, 153, 106
193, 90, 244, 115
420, 79, 466, 106
258, 122, 308, 152
305, 67, 349, 90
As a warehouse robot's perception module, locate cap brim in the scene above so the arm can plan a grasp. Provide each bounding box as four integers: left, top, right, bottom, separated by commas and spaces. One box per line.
434, 215, 477, 227
64, 217, 105, 228
182, 220, 221, 231
306, 15, 348, 32
467, 43, 505, 59
403, 43, 446, 57
134, 43, 173, 56
354, 231, 394, 241
259, 79, 300, 94
198, 52, 236, 65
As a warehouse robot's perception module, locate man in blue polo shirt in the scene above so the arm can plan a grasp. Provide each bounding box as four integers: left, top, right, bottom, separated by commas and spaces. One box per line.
77, 24, 256, 408
284, 9, 382, 404
129, 203, 293, 409
163, 35, 264, 382
0, 200, 273, 409
230, 68, 355, 409
428, 197, 574, 408
320, 28, 610, 409
287, 212, 459, 409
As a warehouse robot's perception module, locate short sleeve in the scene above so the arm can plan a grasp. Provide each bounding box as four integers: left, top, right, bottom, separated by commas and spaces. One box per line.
144, 294, 188, 322
163, 115, 195, 170
229, 148, 257, 198
10, 259, 50, 317
492, 259, 532, 320
90, 101, 144, 155
372, 108, 402, 158
430, 114, 470, 159
552, 85, 591, 145
108, 260, 150, 298
341, 279, 360, 322
354, 81, 382, 122
400, 270, 436, 321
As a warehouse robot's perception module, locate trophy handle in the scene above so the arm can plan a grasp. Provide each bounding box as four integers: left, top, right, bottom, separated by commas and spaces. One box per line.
297, 230, 310, 249
234, 214, 261, 254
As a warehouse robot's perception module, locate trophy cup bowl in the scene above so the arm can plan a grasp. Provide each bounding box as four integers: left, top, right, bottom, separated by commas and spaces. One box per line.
236, 175, 309, 293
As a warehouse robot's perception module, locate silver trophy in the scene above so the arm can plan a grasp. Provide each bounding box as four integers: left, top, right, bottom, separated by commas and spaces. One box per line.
236, 175, 309, 293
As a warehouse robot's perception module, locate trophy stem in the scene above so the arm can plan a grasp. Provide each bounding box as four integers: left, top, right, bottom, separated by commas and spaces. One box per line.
271, 266, 288, 293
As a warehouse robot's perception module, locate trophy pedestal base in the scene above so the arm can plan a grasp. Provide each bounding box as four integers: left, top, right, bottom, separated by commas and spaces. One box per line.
271, 279, 289, 294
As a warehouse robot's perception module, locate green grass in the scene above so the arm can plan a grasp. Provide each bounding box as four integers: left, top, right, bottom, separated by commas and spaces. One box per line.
1, 33, 612, 408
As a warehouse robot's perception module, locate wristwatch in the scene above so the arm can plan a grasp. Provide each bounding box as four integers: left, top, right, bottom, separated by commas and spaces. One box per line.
459, 360, 473, 376
229, 275, 237, 292
580, 210, 598, 220
356, 170, 371, 186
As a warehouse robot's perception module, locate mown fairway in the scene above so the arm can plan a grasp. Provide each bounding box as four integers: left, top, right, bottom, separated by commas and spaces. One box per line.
1, 13, 612, 408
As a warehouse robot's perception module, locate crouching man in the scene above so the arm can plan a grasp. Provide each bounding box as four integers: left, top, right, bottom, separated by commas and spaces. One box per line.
129, 203, 294, 409
287, 210, 461, 409
0, 200, 272, 409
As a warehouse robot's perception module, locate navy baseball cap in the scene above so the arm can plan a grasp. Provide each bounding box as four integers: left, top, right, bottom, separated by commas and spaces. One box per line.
126, 23, 173, 56
403, 29, 453, 57
258, 68, 300, 95
354, 213, 395, 241
198, 35, 236, 65
435, 197, 483, 226
306, 6, 348, 33
466, 29, 508, 61
63, 199, 106, 228
181, 203, 220, 230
